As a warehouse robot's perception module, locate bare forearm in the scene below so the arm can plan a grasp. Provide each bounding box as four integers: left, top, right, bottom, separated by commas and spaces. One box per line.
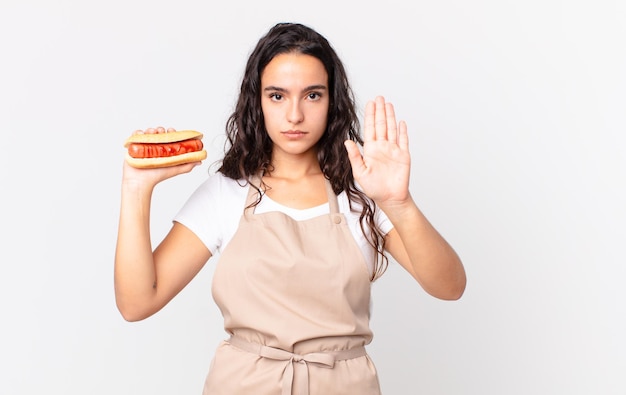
381, 197, 466, 300
114, 181, 159, 320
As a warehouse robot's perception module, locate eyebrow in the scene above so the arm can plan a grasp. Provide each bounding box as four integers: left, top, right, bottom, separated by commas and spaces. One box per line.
262, 84, 328, 93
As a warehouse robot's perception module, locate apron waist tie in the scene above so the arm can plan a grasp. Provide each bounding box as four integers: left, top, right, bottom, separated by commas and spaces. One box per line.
227, 336, 367, 395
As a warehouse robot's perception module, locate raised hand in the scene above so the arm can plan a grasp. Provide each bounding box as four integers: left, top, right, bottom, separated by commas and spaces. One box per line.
344, 96, 411, 206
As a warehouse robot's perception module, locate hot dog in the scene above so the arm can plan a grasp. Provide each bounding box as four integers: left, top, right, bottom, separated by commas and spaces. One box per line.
123, 129, 208, 168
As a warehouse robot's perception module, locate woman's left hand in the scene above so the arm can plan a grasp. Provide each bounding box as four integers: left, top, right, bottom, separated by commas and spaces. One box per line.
344, 96, 411, 206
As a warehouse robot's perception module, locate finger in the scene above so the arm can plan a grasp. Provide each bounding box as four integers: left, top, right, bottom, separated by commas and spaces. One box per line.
167, 127, 176, 133
374, 96, 387, 141
398, 120, 409, 151
363, 100, 376, 143
155, 126, 166, 133
344, 140, 366, 177
385, 102, 398, 144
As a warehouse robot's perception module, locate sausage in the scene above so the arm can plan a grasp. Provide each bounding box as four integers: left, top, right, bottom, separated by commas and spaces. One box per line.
127, 139, 204, 158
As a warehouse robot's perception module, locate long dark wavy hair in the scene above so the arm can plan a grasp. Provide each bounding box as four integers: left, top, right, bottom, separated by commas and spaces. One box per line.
218, 22, 388, 280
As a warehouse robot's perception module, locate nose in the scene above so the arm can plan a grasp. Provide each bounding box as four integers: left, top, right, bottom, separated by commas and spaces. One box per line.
287, 100, 304, 124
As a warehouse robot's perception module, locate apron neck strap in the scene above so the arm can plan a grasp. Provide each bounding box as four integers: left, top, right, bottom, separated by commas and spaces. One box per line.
324, 178, 339, 214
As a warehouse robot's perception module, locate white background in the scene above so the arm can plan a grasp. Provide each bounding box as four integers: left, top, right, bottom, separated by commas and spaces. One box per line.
1, 0, 624, 394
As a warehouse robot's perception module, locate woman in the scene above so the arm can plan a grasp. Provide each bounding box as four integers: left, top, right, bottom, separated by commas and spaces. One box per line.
115, 22, 466, 395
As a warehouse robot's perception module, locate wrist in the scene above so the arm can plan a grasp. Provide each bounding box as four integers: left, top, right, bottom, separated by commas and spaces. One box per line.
377, 195, 419, 221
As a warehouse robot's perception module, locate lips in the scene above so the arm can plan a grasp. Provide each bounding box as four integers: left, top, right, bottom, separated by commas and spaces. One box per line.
281, 130, 307, 138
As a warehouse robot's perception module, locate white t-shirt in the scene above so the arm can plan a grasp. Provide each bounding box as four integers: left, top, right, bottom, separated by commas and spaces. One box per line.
173, 172, 393, 275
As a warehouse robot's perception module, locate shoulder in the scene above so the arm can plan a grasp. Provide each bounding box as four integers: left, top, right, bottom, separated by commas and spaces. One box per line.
174, 172, 249, 253
192, 171, 249, 199
175, 172, 249, 219
337, 191, 393, 234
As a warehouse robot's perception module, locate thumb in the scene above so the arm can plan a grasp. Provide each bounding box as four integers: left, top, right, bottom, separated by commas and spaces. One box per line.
344, 140, 366, 177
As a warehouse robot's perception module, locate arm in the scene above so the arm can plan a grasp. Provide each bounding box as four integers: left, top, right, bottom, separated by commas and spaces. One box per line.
344, 97, 466, 300
380, 202, 465, 300
114, 127, 212, 321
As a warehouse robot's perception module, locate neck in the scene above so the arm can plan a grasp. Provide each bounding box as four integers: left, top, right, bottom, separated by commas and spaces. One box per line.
267, 149, 322, 180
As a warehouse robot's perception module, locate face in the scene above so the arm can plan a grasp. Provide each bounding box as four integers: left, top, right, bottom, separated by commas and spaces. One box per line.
260, 52, 329, 160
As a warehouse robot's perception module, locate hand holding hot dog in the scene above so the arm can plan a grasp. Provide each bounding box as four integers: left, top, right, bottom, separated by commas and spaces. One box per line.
121, 126, 206, 187
124, 127, 207, 168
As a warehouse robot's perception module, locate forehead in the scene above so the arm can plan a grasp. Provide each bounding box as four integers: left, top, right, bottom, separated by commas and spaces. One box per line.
261, 53, 328, 89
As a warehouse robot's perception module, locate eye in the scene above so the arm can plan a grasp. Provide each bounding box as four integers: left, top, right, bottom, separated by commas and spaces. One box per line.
307, 92, 322, 100
269, 92, 283, 101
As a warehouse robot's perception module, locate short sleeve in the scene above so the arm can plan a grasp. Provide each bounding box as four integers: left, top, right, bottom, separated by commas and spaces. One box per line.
173, 173, 246, 255
372, 204, 392, 236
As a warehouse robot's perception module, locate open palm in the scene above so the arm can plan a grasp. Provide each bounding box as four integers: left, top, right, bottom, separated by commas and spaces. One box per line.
345, 96, 411, 205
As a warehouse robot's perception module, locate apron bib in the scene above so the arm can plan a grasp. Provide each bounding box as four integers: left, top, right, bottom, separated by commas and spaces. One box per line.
203, 176, 381, 395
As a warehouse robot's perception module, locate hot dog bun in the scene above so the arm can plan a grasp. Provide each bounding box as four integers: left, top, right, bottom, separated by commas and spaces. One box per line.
124, 150, 208, 169
123, 129, 204, 146
124, 129, 208, 168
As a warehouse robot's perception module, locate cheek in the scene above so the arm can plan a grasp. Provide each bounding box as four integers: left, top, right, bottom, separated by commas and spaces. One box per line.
261, 103, 275, 126
263, 110, 278, 130
312, 108, 329, 128
315, 100, 330, 122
